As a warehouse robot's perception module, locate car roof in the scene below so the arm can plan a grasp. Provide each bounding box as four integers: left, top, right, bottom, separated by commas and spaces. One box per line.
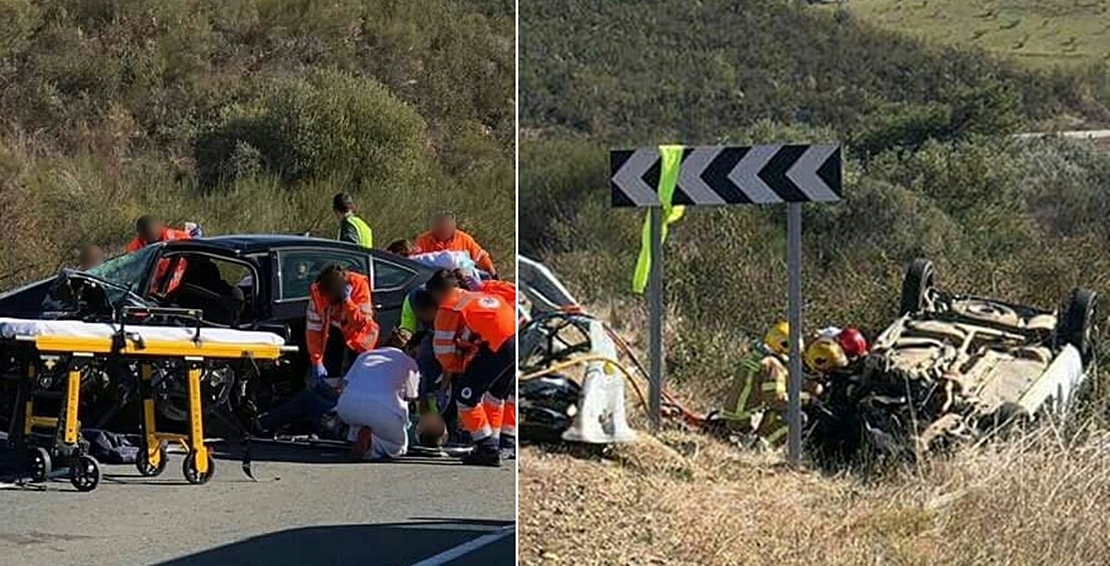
164, 234, 358, 253
160, 234, 437, 274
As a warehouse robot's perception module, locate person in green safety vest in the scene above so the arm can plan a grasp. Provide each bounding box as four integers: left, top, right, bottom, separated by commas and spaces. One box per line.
716, 321, 831, 449
332, 192, 373, 248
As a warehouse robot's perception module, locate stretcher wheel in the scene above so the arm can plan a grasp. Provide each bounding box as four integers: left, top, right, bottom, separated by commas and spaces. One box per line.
136, 444, 168, 477
28, 447, 52, 483
182, 451, 215, 485
70, 455, 101, 492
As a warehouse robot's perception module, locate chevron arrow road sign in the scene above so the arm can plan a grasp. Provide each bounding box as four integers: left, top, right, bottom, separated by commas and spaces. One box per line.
610, 144, 842, 207
608, 142, 844, 467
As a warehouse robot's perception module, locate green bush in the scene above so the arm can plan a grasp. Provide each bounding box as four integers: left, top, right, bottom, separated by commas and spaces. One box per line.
0, 0, 514, 286
194, 70, 431, 190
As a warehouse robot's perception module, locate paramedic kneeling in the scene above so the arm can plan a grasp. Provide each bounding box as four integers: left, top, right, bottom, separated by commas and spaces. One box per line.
336, 330, 426, 461
434, 288, 516, 467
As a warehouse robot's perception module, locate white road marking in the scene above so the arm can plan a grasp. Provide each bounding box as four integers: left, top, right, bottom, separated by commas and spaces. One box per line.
407, 524, 515, 566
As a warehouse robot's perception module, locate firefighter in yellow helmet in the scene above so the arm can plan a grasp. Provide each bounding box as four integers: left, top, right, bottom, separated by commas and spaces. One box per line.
716, 322, 847, 449
716, 321, 796, 447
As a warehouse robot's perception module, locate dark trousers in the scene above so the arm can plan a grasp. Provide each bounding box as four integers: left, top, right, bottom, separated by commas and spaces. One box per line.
322, 329, 357, 378
260, 331, 352, 433
452, 337, 516, 450
259, 381, 337, 433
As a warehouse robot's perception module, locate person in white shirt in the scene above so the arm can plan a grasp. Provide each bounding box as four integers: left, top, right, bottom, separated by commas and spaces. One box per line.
334, 330, 427, 461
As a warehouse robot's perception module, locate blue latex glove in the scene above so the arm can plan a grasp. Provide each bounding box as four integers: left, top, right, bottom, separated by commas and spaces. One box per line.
312, 363, 328, 382
344, 284, 352, 301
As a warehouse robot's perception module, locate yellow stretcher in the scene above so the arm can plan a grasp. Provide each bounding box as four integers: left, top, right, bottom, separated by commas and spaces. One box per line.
2, 311, 292, 492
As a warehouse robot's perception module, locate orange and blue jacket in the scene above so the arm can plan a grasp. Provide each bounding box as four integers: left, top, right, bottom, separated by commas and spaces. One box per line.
125, 228, 192, 294
474, 279, 525, 327
433, 288, 516, 374
413, 229, 494, 274
305, 272, 379, 367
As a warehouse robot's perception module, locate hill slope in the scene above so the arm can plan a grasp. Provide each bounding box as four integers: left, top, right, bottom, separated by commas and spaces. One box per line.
0, 0, 515, 285
519, 1, 1110, 564
838, 0, 1110, 69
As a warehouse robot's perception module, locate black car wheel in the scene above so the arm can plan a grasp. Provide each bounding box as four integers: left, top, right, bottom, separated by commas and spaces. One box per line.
900, 259, 936, 316
1057, 288, 1099, 362
519, 375, 582, 444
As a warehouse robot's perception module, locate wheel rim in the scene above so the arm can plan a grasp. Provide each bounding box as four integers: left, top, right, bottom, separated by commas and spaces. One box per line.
72, 458, 98, 490
30, 450, 48, 481
185, 453, 213, 483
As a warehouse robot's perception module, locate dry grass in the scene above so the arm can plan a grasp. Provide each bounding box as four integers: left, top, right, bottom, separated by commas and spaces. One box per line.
519, 303, 1110, 565
520, 428, 1110, 566
837, 0, 1110, 69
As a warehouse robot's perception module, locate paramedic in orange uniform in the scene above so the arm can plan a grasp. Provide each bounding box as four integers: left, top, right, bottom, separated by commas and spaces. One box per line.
306, 264, 381, 382
462, 278, 518, 460
413, 211, 497, 277
126, 215, 196, 295
125, 215, 195, 253
433, 288, 516, 466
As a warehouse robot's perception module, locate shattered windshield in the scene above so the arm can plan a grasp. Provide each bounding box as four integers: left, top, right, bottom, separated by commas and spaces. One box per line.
81, 245, 158, 291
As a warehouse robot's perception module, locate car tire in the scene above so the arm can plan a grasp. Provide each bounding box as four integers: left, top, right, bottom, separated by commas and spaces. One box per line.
899, 259, 935, 316
1057, 288, 1099, 362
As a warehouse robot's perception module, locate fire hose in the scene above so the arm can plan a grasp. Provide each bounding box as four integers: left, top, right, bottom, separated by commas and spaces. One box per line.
519, 319, 709, 429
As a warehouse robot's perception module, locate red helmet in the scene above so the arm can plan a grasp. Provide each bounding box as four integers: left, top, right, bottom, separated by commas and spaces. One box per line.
837, 327, 868, 359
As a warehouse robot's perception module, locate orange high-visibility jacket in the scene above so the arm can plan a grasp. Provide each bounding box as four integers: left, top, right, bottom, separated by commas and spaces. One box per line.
413, 230, 494, 274
477, 280, 516, 306
125, 227, 192, 253
433, 289, 516, 374
477, 279, 521, 327
125, 228, 193, 295
305, 272, 379, 367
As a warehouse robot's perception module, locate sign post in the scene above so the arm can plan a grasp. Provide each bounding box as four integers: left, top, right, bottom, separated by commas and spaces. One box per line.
648, 206, 664, 431
610, 144, 843, 465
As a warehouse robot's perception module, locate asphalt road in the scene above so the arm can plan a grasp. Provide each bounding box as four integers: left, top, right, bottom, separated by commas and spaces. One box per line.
0, 442, 516, 566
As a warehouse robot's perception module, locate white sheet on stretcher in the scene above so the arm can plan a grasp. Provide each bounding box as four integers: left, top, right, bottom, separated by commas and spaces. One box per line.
0, 317, 286, 347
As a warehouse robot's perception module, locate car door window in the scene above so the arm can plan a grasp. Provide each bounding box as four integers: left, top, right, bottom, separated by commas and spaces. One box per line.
277, 250, 370, 301
372, 258, 416, 292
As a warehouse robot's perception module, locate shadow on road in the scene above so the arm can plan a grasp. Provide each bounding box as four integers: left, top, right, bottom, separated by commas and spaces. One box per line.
150, 519, 515, 566
210, 440, 466, 466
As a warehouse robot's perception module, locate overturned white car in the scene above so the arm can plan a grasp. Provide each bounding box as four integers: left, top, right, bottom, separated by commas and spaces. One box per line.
806, 259, 1100, 465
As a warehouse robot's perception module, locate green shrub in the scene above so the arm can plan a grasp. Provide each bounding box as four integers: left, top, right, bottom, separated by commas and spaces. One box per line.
0, 0, 514, 287
194, 70, 431, 190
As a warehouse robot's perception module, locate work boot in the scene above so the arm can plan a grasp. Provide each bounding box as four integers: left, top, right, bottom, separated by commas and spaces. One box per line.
499, 436, 516, 460
460, 446, 501, 467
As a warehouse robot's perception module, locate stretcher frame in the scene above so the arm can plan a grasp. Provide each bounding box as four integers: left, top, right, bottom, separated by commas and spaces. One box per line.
3, 307, 294, 491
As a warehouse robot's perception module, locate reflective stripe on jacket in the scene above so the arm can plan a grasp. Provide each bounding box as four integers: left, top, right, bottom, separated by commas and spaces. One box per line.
305, 272, 378, 366
722, 347, 788, 422
125, 228, 192, 294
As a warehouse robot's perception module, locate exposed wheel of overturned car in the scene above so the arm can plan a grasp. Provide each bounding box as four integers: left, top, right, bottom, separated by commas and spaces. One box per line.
1056, 287, 1099, 363
900, 258, 936, 315
807, 258, 1100, 472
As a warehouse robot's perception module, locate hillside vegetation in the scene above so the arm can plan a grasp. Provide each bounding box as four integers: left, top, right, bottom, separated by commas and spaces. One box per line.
521, 0, 1110, 385
0, 0, 515, 287
837, 0, 1110, 69
520, 0, 1110, 564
